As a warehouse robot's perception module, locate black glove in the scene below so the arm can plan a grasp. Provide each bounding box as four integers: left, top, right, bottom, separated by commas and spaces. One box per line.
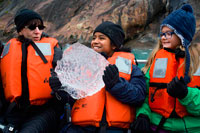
49, 69, 62, 92
103, 64, 119, 89
167, 76, 188, 99
49, 69, 75, 104
132, 114, 150, 133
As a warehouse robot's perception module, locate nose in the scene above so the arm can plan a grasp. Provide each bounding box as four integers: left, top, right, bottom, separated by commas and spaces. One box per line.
92, 37, 100, 44
161, 34, 167, 40
34, 27, 41, 33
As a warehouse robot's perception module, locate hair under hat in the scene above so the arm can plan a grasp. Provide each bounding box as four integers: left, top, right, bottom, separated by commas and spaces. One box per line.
14, 9, 43, 32
93, 21, 125, 49
161, 4, 196, 83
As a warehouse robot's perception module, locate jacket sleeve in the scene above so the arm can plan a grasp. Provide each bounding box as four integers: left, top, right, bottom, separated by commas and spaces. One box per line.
107, 65, 146, 106
135, 69, 152, 119
52, 45, 63, 69
179, 87, 200, 116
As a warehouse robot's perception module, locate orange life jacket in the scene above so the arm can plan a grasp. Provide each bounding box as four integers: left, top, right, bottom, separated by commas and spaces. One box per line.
187, 66, 200, 88
71, 52, 136, 128
149, 49, 190, 118
1, 37, 58, 105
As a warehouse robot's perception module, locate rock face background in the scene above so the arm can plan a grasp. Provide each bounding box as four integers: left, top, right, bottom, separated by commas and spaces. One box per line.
0, 0, 199, 49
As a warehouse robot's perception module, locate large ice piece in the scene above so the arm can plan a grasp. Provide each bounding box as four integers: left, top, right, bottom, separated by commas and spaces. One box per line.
55, 42, 109, 99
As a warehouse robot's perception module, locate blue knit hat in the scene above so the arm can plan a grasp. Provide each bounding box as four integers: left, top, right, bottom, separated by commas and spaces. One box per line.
93, 21, 125, 49
161, 4, 196, 83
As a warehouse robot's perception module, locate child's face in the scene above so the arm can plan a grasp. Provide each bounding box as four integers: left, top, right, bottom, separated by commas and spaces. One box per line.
161, 26, 181, 49
91, 32, 116, 57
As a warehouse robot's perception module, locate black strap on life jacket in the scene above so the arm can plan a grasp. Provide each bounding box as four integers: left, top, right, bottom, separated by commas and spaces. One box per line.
98, 106, 108, 133
134, 58, 138, 66
149, 82, 167, 102
29, 41, 48, 64
17, 41, 30, 108
196, 86, 200, 90
164, 47, 185, 59
155, 116, 167, 132
0, 76, 9, 124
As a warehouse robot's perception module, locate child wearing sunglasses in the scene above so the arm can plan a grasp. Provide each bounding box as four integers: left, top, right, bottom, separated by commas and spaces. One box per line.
132, 4, 200, 133
49, 21, 146, 132
0, 9, 63, 132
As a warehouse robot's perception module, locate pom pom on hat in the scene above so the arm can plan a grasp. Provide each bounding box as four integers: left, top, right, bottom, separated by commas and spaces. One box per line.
14, 9, 43, 32
93, 21, 125, 49
181, 3, 193, 13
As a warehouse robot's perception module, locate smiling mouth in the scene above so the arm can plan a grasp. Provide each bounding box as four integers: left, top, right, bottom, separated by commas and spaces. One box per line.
93, 46, 101, 49
162, 42, 170, 44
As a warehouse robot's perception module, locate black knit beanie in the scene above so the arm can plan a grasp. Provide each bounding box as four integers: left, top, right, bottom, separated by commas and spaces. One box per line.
93, 21, 125, 49
14, 9, 43, 32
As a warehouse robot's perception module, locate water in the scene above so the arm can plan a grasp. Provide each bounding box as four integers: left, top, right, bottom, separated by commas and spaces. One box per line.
131, 49, 152, 69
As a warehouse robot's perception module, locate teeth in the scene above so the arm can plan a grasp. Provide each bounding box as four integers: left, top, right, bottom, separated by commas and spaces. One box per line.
93, 46, 100, 49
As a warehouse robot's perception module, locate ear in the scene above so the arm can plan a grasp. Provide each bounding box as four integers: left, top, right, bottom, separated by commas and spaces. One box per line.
18, 31, 23, 35
111, 45, 116, 50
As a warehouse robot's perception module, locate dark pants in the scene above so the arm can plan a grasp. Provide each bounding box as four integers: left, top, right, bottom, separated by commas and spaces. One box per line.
5, 99, 63, 133
60, 123, 129, 133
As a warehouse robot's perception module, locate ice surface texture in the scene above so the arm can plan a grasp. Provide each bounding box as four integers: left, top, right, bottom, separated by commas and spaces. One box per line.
55, 42, 109, 99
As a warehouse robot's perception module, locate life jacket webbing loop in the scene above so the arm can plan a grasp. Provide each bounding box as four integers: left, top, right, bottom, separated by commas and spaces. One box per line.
149, 83, 167, 102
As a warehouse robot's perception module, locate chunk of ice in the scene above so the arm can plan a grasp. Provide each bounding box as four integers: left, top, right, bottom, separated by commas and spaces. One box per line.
55, 42, 109, 99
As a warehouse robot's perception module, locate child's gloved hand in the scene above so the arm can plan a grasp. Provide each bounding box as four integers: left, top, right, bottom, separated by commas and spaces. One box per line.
131, 114, 150, 133
167, 76, 188, 99
103, 64, 119, 90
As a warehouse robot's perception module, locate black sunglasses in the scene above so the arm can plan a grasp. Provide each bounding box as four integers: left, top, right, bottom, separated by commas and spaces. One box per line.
25, 24, 45, 30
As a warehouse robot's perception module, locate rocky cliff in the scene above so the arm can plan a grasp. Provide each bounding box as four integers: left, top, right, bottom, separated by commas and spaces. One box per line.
0, 0, 199, 49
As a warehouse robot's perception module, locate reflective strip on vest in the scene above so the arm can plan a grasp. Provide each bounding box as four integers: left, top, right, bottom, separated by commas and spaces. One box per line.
1, 42, 11, 58
153, 58, 168, 78
194, 67, 200, 76
35, 43, 52, 56
115, 56, 132, 74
